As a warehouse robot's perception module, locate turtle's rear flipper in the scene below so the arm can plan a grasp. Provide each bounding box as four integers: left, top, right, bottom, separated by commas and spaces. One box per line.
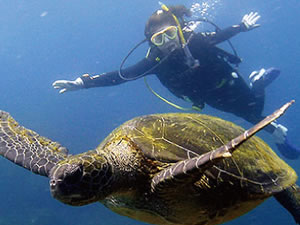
151, 101, 294, 192
0, 111, 69, 177
274, 185, 300, 224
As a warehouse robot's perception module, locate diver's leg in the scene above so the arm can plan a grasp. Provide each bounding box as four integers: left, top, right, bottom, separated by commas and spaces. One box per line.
241, 95, 300, 160
246, 68, 300, 159
255, 119, 300, 159
270, 122, 300, 159
274, 185, 300, 224
250, 116, 300, 159
249, 67, 280, 94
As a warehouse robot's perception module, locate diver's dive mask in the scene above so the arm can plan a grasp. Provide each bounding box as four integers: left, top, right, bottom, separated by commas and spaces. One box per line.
150, 26, 178, 46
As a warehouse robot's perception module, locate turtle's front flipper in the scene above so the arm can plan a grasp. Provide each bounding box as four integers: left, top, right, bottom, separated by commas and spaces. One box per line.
0, 111, 69, 177
151, 101, 294, 192
274, 184, 300, 224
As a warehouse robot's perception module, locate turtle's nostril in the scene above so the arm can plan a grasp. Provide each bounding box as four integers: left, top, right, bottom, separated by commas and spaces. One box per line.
50, 179, 56, 188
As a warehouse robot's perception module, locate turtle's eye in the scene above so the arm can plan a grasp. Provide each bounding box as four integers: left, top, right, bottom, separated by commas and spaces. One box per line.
64, 164, 83, 185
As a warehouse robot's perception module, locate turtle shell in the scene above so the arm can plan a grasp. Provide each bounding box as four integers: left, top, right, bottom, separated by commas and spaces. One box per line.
99, 113, 296, 194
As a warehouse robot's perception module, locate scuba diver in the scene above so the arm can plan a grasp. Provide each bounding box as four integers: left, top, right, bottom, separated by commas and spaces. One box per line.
52, 4, 300, 159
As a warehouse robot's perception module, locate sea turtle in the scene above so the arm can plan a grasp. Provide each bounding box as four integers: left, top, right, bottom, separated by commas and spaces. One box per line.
0, 101, 299, 225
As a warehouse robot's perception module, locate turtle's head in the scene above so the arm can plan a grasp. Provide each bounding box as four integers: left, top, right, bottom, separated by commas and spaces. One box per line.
49, 154, 112, 206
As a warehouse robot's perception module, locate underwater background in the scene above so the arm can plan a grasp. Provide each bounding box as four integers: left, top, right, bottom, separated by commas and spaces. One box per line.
0, 0, 299, 224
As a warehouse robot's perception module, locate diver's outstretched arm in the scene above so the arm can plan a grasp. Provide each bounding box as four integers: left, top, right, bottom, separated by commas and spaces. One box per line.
52, 58, 155, 94
202, 12, 261, 45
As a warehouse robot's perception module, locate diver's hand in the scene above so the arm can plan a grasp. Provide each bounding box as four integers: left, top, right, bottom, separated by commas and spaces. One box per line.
52, 77, 84, 94
241, 12, 261, 31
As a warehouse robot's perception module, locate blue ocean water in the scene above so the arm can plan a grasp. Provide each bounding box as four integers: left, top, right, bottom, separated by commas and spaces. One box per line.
0, 0, 299, 224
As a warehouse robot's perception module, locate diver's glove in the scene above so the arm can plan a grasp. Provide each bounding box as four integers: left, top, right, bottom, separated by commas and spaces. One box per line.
52, 77, 84, 94
241, 12, 261, 31
272, 122, 300, 160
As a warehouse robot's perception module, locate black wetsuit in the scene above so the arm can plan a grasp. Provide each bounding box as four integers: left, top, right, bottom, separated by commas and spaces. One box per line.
81, 25, 265, 126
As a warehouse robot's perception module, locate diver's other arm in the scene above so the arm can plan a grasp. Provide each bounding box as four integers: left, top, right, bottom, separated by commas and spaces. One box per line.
52, 71, 127, 94
52, 77, 84, 94
52, 58, 155, 94
203, 12, 261, 45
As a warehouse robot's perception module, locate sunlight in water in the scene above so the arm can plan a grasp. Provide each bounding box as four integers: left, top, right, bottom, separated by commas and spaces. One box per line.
190, 0, 222, 20
187, 1, 222, 32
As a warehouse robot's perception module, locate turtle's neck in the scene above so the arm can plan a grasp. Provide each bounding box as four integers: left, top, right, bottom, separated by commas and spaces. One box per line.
96, 136, 153, 196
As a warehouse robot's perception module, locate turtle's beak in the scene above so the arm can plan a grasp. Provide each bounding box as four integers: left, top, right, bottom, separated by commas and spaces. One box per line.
49, 177, 91, 206
49, 163, 100, 206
